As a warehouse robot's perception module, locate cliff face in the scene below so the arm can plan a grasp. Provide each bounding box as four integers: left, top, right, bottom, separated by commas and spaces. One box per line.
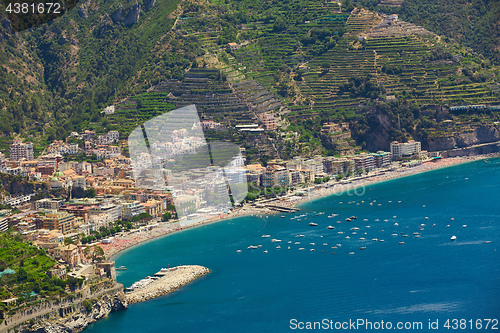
427, 125, 500, 151
21, 292, 127, 333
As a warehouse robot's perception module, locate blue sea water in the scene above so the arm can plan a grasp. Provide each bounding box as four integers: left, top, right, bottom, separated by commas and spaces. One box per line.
85, 158, 500, 332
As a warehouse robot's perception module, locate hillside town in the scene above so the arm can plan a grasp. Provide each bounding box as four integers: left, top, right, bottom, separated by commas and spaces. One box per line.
0, 120, 439, 272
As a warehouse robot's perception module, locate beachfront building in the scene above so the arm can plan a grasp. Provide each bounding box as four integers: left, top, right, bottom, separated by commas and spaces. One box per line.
9, 139, 34, 161
262, 165, 289, 188
121, 201, 145, 220
374, 151, 392, 168
143, 200, 162, 218
390, 140, 421, 158
289, 170, 301, 186
245, 164, 265, 186
354, 154, 376, 172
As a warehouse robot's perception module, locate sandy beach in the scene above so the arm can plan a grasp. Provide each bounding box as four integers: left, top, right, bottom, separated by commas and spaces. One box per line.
101, 154, 499, 260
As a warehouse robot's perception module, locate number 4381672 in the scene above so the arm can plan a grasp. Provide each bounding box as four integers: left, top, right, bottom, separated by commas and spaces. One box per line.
5, 2, 62, 14
443, 319, 498, 330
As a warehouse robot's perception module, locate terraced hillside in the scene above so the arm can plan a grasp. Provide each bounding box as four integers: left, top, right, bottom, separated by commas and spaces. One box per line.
1, 0, 500, 157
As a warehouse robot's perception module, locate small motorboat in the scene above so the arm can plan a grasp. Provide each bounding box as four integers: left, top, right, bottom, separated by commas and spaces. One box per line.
309, 222, 318, 226
116, 266, 127, 271
326, 226, 335, 229
451, 235, 457, 241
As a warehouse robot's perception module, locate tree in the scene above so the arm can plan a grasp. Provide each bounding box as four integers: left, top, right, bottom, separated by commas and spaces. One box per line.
83, 245, 105, 264
84, 188, 97, 198
133, 213, 152, 222
64, 237, 74, 245
162, 212, 172, 221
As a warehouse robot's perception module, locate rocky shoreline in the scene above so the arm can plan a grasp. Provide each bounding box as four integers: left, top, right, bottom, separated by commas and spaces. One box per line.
125, 265, 210, 304
14, 291, 127, 333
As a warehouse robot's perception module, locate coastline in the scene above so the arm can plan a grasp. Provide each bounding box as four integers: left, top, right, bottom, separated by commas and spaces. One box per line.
102, 154, 499, 262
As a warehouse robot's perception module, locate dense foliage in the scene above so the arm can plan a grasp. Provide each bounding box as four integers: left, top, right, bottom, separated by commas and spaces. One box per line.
399, 0, 500, 64
0, 232, 80, 314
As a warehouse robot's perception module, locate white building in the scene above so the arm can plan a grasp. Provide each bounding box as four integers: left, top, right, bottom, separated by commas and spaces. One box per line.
390, 140, 421, 158
10, 139, 34, 161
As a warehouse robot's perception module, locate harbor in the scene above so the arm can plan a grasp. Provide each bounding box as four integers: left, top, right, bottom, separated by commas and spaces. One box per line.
125, 265, 210, 304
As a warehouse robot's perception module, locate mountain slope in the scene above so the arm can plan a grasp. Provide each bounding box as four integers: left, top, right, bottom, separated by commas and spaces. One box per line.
0, 0, 499, 157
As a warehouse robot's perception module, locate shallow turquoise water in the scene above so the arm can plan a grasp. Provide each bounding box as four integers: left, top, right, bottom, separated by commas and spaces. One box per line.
85, 158, 500, 332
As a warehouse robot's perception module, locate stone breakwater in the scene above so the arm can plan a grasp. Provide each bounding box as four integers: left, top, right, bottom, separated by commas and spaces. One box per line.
126, 265, 210, 304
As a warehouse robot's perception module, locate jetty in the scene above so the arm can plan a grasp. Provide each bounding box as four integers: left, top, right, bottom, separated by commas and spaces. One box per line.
125, 265, 210, 304
262, 204, 299, 213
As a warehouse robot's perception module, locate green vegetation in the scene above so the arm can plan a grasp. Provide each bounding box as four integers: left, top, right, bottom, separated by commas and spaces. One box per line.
0, 0, 499, 156
81, 223, 123, 244
399, 0, 500, 64
82, 245, 105, 264
0, 232, 79, 314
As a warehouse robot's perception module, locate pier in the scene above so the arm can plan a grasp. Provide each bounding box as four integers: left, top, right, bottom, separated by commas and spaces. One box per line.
262, 205, 300, 213
125, 265, 210, 304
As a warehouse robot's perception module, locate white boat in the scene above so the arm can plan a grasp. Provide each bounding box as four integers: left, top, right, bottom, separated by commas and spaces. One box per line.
263, 250, 268, 253
360, 246, 366, 250
310, 249, 315, 252
116, 266, 127, 271
349, 252, 355, 255
308, 222, 318, 226
298, 248, 305, 251
326, 226, 335, 229
451, 235, 457, 241
236, 250, 242, 253
262, 235, 271, 238
276, 246, 281, 249
394, 223, 398, 226
247, 245, 258, 249
294, 242, 300, 245
462, 225, 467, 228
399, 242, 405, 245
345, 218, 352, 222
350, 227, 360, 230
310, 242, 315, 245
296, 234, 305, 237
271, 239, 281, 242
337, 231, 344, 234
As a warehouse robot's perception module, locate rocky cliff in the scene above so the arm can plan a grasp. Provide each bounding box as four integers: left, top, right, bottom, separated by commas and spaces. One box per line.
428, 125, 500, 151
19, 292, 127, 333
